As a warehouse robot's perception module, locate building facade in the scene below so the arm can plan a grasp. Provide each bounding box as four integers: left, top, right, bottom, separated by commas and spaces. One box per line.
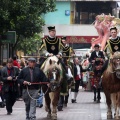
43, 0, 120, 50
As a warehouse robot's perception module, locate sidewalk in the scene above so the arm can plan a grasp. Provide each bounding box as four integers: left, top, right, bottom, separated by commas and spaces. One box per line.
0, 89, 107, 120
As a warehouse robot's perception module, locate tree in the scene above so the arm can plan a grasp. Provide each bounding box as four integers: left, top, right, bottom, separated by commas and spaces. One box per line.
0, 0, 56, 54
17, 33, 42, 55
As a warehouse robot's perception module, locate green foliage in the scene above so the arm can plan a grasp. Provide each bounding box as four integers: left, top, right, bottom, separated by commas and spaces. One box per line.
0, 0, 56, 52
17, 33, 42, 54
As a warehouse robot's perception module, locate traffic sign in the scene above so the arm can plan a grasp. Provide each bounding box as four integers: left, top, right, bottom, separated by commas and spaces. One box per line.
0, 31, 16, 44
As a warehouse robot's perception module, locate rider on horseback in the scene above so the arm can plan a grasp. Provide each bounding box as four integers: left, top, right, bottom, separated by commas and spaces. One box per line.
89, 44, 105, 75
102, 27, 120, 73
39, 26, 72, 80
57, 36, 75, 111
89, 44, 105, 102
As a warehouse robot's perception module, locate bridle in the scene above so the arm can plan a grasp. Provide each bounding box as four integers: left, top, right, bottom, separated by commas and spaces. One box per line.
46, 67, 62, 91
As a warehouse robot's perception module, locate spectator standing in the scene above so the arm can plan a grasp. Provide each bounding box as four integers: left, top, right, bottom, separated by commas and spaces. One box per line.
1, 59, 19, 114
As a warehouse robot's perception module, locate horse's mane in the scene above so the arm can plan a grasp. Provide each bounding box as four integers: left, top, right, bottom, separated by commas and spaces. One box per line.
103, 52, 120, 92
104, 52, 120, 81
42, 56, 62, 76
105, 63, 113, 77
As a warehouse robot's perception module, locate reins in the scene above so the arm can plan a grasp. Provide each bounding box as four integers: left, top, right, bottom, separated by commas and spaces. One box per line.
26, 82, 49, 101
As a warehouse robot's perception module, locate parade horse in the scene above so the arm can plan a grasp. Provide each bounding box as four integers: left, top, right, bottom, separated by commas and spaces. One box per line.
41, 56, 63, 120
91, 58, 104, 103
102, 52, 120, 119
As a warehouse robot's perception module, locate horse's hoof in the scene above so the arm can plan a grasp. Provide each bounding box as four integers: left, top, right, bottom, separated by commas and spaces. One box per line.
47, 113, 51, 119
51, 114, 57, 120
107, 115, 112, 119
45, 106, 49, 112
114, 116, 120, 120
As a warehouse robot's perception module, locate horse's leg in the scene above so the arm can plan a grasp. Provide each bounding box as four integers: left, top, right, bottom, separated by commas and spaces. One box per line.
104, 90, 112, 119
42, 86, 51, 118
111, 93, 117, 119
114, 92, 120, 120
49, 89, 60, 120
118, 92, 120, 119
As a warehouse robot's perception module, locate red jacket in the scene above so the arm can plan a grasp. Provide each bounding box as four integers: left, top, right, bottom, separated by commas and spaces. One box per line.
13, 60, 20, 68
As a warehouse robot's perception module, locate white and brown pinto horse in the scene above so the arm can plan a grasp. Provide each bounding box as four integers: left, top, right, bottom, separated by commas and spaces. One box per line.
102, 52, 120, 119
41, 56, 63, 120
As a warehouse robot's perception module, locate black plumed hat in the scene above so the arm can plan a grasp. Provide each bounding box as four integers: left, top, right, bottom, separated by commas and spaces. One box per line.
61, 36, 66, 40
94, 44, 99, 48
47, 26, 55, 31
110, 27, 117, 31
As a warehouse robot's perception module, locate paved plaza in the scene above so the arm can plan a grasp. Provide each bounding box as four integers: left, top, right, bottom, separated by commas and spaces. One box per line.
0, 89, 108, 120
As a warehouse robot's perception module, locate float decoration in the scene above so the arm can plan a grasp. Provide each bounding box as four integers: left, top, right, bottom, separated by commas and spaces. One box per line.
92, 13, 120, 51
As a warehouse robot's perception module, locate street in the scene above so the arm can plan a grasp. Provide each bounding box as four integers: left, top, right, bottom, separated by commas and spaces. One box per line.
0, 89, 107, 120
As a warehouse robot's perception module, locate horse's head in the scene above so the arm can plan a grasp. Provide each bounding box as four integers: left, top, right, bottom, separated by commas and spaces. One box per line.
47, 66, 61, 82
43, 56, 63, 91
110, 52, 120, 79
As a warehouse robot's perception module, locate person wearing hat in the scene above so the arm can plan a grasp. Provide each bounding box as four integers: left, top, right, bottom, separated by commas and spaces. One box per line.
57, 36, 75, 111
61, 36, 75, 60
39, 26, 65, 69
39, 26, 72, 80
89, 44, 105, 102
102, 27, 120, 74
104, 27, 120, 56
89, 44, 105, 65
17, 57, 48, 120
39, 26, 64, 58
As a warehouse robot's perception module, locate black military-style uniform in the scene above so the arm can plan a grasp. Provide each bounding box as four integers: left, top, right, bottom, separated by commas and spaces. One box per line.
104, 36, 120, 55
39, 36, 64, 56
62, 45, 74, 60
102, 36, 120, 74
39, 36, 65, 69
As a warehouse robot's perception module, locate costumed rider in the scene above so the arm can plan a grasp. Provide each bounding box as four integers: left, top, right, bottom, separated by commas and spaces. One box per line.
57, 36, 75, 111
39, 26, 72, 80
103, 27, 120, 72
89, 44, 105, 102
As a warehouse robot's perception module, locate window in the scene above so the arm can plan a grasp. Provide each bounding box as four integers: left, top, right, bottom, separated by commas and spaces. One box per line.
75, 1, 113, 24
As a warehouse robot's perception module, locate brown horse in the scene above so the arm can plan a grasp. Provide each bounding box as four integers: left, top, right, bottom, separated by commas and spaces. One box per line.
102, 52, 120, 119
41, 56, 63, 120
